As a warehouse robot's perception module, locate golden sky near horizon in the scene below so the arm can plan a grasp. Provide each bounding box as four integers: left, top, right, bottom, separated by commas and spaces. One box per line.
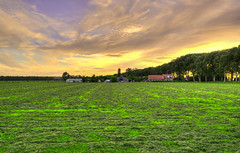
0, 0, 240, 76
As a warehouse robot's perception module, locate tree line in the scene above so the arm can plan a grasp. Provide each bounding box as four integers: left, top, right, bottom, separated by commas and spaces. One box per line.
2, 45, 238, 82
121, 45, 240, 82
62, 72, 116, 82
62, 45, 240, 82
0, 76, 56, 81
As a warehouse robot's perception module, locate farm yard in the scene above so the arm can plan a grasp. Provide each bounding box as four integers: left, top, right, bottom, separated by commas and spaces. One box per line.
0, 82, 239, 152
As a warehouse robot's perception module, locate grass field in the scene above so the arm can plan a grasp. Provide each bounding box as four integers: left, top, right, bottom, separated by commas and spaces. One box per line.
0, 82, 239, 152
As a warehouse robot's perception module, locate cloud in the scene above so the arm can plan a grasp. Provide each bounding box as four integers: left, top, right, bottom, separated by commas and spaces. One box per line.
72, 55, 91, 58
91, 0, 112, 7
41, 0, 240, 57
156, 56, 172, 60
93, 68, 103, 69
0, 53, 22, 68
105, 54, 122, 57
0, 0, 76, 50
41, 0, 160, 54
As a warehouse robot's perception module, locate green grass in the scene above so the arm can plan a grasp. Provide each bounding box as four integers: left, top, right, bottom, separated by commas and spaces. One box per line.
0, 81, 239, 152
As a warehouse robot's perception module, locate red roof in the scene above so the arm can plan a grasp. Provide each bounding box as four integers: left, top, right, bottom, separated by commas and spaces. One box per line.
148, 74, 173, 80
148, 75, 165, 80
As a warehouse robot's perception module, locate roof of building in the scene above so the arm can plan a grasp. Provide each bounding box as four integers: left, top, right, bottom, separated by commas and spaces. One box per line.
148, 74, 173, 80
163, 74, 173, 76
148, 75, 165, 80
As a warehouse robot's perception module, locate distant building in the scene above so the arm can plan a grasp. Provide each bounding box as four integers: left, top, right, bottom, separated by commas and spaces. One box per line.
117, 76, 129, 82
105, 79, 111, 83
148, 75, 164, 81
148, 74, 173, 81
163, 74, 173, 81
66, 79, 82, 83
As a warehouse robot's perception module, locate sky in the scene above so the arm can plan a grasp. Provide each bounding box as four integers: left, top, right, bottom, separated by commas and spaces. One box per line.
0, 0, 240, 76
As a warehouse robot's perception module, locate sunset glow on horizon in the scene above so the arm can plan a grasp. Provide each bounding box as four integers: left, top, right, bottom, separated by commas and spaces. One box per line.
1, 0, 240, 76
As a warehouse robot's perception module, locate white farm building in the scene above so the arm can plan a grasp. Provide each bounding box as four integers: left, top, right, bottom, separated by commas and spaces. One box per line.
66, 79, 82, 83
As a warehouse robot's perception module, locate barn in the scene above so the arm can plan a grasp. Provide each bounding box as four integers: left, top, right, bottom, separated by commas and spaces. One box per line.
66, 79, 82, 83
148, 74, 173, 81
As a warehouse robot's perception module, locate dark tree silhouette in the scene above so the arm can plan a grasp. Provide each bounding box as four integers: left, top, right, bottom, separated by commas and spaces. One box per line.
62, 72, 70, 81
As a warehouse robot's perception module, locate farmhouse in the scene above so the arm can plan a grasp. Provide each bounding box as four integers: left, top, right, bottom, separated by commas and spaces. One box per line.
148, 74, 173, 81
66, 79, 82, 83
117, 76, 129, 82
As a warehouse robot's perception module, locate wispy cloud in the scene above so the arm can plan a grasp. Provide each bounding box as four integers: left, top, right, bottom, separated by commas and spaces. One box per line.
105, 54, 122, 57
41, 0, 240, 56
0, 53, 23, 68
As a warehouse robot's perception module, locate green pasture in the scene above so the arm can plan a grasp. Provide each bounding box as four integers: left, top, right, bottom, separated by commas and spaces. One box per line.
0, 82, 239, 152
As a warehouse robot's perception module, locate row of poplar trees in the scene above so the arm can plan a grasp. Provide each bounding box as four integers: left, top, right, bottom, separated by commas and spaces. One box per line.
123, 45, 240, 82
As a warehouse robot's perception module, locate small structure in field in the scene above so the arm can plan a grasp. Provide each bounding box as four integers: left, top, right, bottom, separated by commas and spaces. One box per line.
148, 74, 173, 81
105, 79, 111, 83
66, 79, 82, 83
117, 76, 129, 82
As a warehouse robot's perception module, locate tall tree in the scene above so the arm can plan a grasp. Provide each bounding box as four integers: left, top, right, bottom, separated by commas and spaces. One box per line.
194, 54, 207, 82
90, 74, 97, 82
219, 51, 230, 82
183, 54, 197, 82
204, 51, 218, 82
62, 72, 70, 81
172, 57, 185, 80
126, 68, 132, 76
117, 68, 121, 77
188, 54, 199, 82
229, 47, 240, 81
